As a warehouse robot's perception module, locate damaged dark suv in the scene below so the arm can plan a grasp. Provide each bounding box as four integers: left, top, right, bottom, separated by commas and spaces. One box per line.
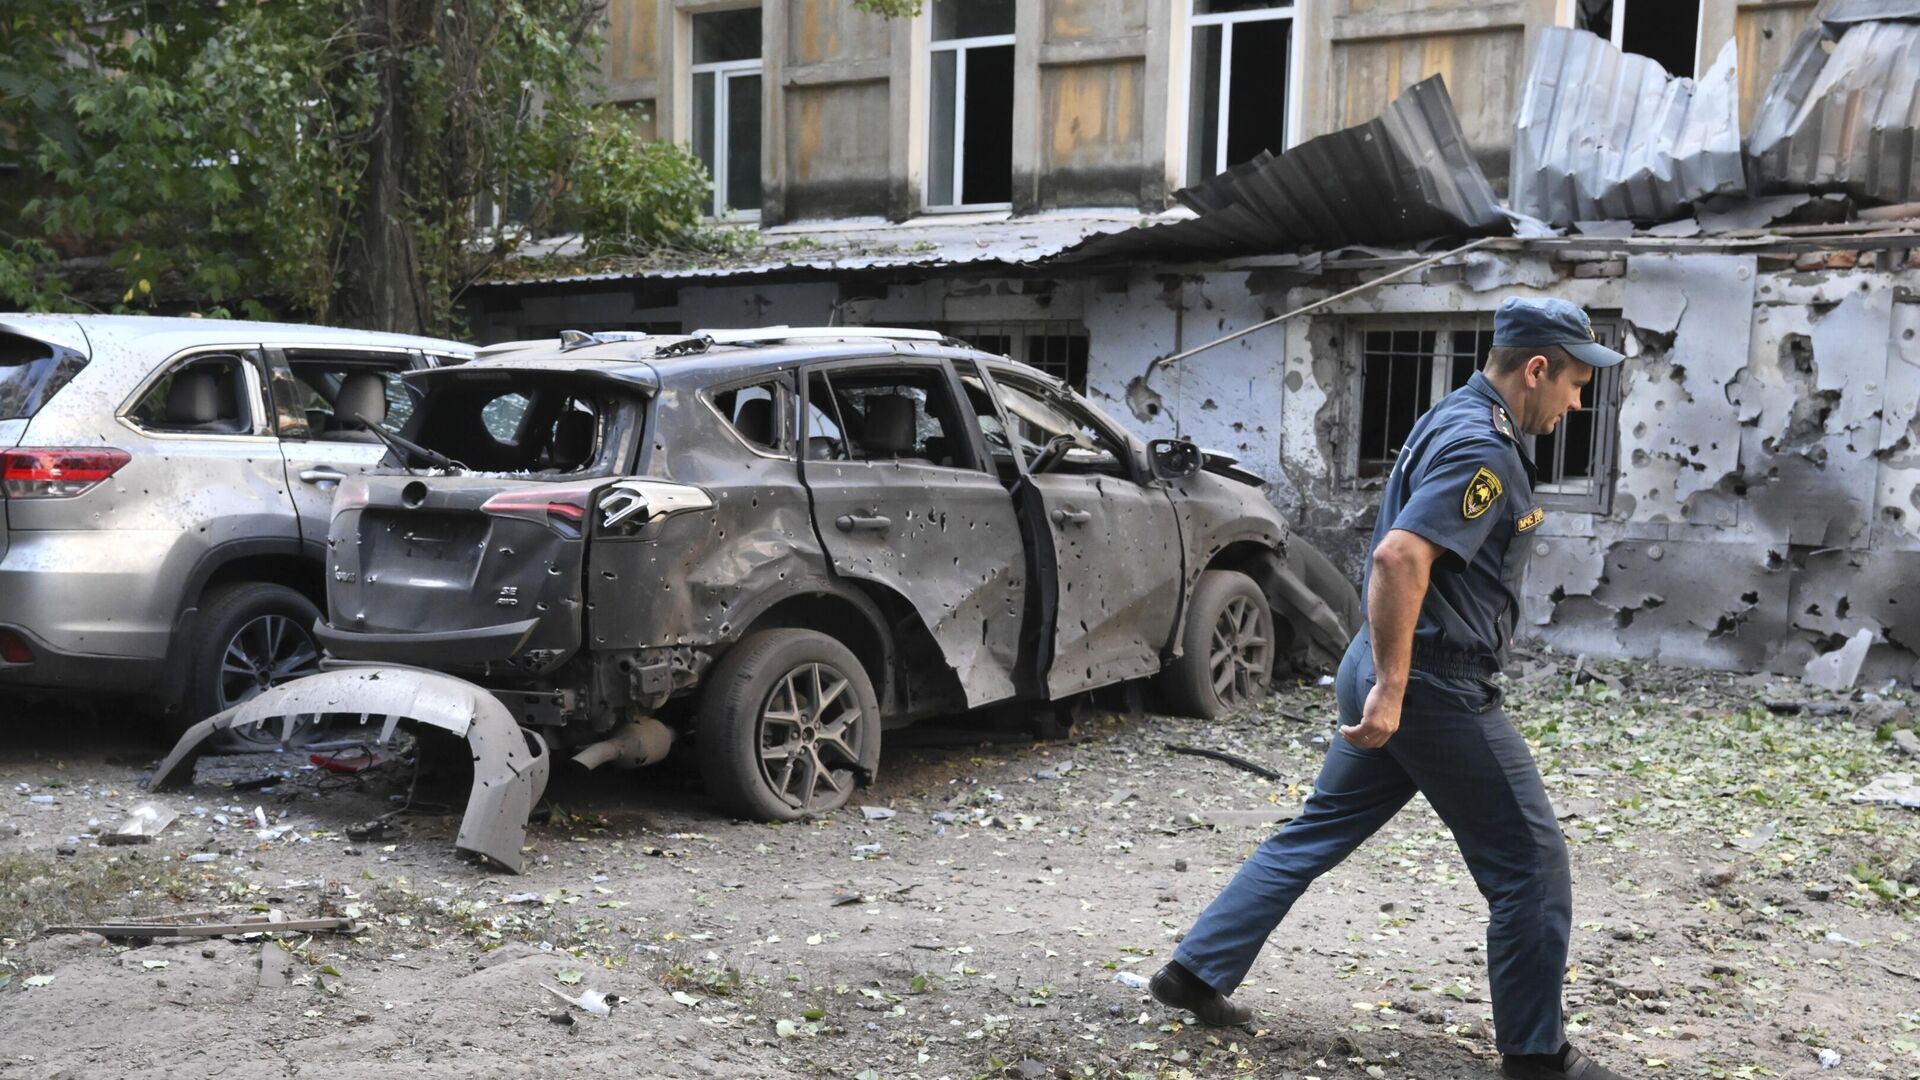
162, 327, 1358, 832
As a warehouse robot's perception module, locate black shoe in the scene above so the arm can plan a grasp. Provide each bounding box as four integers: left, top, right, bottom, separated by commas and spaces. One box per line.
1147, 962, 1252, 1027
1501, 1044, 1631, 1079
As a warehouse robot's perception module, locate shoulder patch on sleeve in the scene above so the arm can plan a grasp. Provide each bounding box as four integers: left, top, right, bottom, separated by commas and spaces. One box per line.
1491, 405, 1517, 441
1463, 467, 1503, 520
1516, 507, 1545, 532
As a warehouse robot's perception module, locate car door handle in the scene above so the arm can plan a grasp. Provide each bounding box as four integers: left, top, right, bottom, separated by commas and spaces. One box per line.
299, 468, 347, 485
1051, 509, 1092, 527
835, 513, 892, 533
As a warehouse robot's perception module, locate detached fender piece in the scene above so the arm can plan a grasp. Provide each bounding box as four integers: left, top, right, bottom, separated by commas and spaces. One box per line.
148, 666, 550, 873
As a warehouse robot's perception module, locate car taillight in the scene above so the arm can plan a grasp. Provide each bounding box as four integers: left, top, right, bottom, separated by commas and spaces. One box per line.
0, 629, 34, 664
1, 448, 131, 499
481, 484, 596, 538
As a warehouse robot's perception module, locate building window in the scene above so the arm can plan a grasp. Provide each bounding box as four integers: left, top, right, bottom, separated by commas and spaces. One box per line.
913, 320, 1090, 391
691, 8, 762, 218
1351, 319, 1623, 513
1576, 0, 1700, 77
1185, 1, 1294, 185
927, 0, 1015, 210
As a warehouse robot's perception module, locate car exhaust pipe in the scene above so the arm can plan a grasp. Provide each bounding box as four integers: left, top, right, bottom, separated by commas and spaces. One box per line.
571, 717, 675, 771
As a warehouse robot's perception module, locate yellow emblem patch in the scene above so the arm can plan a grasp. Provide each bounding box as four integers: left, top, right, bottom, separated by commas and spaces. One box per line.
1516, 507, 1545, 532
1462, 467, 1503, 520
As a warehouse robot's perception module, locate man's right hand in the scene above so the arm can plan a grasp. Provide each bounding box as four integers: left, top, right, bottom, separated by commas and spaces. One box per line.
1340, 681, 1403, 749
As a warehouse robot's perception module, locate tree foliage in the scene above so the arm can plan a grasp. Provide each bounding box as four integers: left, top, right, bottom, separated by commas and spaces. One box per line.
0, 1, 720, 334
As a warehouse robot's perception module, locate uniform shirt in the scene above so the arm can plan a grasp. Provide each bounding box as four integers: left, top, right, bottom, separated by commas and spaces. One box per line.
1362, 371, 1542, 675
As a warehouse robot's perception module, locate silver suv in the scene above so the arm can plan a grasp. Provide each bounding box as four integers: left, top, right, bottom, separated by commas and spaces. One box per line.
0, 315, 469, 733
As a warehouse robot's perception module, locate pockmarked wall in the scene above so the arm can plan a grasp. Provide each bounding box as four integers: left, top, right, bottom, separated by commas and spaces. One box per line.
1141, 251, 1920, 684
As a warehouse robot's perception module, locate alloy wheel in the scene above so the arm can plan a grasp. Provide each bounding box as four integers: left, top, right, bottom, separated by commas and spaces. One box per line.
1208, 594, 1271, 706
216, 614, 322, 746
756, 661, 864, 813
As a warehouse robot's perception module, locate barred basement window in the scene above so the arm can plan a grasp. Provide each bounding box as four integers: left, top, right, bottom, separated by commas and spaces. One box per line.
1351, 318, 1622, 513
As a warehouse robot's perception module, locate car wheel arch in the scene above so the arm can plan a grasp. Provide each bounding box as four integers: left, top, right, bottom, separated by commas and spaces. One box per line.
159, 539, 324, 705
1198, 536, 1359, 674
722, 583, 897, 718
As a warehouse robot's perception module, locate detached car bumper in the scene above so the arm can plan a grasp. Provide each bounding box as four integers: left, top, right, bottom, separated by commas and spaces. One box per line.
149, 664, 551, 873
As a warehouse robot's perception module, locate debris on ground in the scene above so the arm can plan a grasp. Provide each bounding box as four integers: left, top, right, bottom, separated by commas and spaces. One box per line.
1848, 772, 1920, 808
1162, 742, 1284, 781
99, 801, 177, 846
43, 913, 356, 938
1804, 629, 1875, 692
543, 983, 618, 1017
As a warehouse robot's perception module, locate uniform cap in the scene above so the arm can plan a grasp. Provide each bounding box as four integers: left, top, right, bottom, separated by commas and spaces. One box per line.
1492, 297, 1625, 369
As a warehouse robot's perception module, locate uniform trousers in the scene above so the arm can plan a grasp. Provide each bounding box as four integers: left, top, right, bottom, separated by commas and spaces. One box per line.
1170, 644, 1572, 1055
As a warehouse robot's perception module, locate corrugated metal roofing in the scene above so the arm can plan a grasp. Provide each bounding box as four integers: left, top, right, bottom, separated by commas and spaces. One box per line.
472, 210, 1165, 288
1508, 28, 1745, 226
1823, 0, 1920, 28
1749, 17, 1920, 205
1052, 75, 1508, 264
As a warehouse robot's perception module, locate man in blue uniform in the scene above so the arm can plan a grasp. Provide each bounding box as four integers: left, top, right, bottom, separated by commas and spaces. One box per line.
1149, 298, 1632, 1080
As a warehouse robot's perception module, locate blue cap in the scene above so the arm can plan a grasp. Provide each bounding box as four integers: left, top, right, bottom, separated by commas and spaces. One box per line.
1492, 297, 1625, 369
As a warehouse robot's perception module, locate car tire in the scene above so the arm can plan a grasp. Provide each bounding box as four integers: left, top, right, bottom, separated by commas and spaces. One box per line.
697, 629, 881, 822
173, 582, 324, 743
1160, 569, 1276, 719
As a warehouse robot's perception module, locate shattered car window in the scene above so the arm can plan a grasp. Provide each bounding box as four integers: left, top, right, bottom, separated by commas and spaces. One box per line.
481, 392, 531, 444
811, 367, 971, 469
404, 371, 635, 475
710, 381, 784, 453
990, 376, 1124, 474
285, 358, 419, 441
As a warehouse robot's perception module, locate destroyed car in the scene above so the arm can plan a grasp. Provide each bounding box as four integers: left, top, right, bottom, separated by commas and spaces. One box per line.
164, 328, 1360, 827
0, 315, 470, 735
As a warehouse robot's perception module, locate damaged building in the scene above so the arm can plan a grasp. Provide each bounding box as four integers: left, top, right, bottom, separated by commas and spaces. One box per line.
469, 0, 1920, 684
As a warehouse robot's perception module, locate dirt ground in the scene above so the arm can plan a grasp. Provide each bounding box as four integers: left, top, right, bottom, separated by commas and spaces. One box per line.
4, 655, 1919, 1080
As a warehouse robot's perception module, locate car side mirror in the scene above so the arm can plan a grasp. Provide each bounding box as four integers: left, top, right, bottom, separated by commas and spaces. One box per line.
1148, 438, 1202, 482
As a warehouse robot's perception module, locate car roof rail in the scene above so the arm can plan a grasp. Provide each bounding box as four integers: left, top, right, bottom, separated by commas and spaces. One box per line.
692, 326, 953, 348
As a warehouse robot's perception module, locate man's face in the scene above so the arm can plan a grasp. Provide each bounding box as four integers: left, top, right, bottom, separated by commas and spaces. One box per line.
1522, 359, 1594, 435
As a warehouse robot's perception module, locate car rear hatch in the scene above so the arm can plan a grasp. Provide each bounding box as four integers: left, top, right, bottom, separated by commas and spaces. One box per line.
319, 474, 609, 674
313, 361, 654, 675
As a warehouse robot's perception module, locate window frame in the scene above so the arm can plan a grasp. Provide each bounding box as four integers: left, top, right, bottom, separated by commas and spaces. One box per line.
700, 372, 793, 460
984, 366, 1144, 485
925, 28, 1016, 212
1342, 316, 1625, 514
117, 345, 274, 442
799, 357, 988, 474
273, 347, 426, 443
689, 52, 763, 221
1181, 0, 1299, 186
1571, 0, 1704, 78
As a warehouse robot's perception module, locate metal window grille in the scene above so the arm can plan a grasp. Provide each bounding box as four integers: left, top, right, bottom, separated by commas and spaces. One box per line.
1351, 318, 1622, 513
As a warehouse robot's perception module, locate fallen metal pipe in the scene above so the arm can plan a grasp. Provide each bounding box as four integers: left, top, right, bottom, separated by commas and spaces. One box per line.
571, 717, 675, 771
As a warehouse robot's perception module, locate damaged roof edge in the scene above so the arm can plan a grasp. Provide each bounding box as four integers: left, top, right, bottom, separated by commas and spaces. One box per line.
1509, 27, 1745, 226
1749, 17, 1920, 205
1053, 75, 1509, 264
